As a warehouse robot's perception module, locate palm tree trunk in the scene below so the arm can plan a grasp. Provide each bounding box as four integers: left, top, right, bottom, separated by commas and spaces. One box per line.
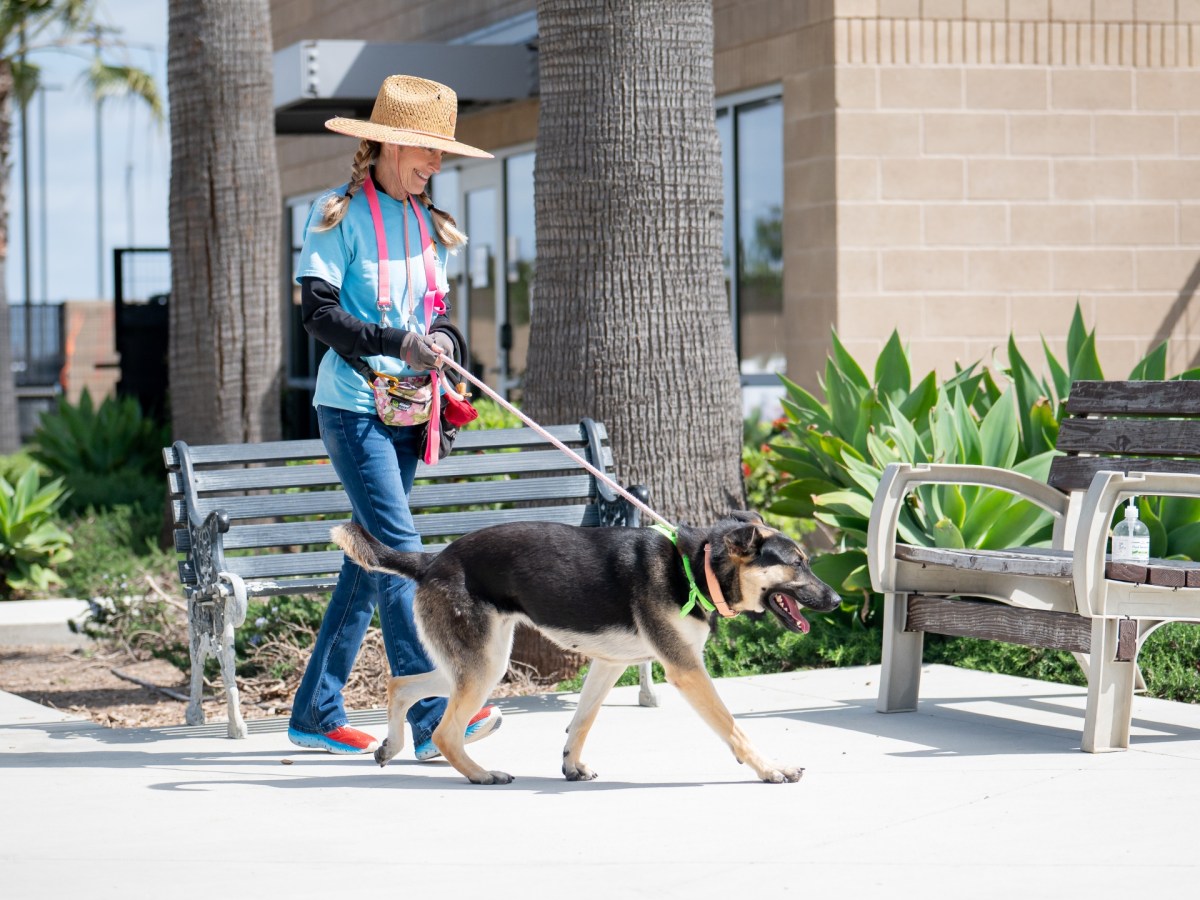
529, 0, 743, 523
518, 0, 743, 679
0, 60, 20, 452
167, 0, 281, 444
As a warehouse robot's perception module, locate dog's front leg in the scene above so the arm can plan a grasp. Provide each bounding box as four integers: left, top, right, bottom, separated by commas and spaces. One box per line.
665, 664, 803, 783
562, 659, 626, 781
375, 669, 452, 767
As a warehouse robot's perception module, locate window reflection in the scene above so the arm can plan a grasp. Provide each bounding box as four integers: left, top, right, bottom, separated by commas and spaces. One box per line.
504, 152, 535, 399
737, 98, 784, 379
718, 93, 784, 385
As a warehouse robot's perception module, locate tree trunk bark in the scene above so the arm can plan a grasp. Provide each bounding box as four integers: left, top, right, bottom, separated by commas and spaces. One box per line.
529, 0, 743, 523
0, 61, 20, 453
166, 0, 281, 444
519, 0, 743, 679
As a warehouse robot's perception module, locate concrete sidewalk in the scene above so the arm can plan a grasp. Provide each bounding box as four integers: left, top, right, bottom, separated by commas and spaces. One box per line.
2, 664, 1199, 899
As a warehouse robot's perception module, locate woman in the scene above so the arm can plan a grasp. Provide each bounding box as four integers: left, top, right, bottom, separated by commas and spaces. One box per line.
287, 75, 501, 757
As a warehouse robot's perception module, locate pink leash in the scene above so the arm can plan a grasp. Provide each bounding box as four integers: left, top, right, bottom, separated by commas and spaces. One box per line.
434, 354, 672, 529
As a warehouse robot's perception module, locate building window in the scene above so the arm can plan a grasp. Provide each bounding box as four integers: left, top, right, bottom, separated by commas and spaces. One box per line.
717, 89, 784, 389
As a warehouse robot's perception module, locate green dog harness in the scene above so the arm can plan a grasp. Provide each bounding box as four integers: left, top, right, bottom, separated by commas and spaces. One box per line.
649, 523, 715, 617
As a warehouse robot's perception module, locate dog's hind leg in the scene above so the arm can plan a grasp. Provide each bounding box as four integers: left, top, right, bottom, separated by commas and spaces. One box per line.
432, 676, 512, 785
428, 624, 515, 785
562, 659, 626, 781
663, 661, 803, 784
374, 669, 453, 767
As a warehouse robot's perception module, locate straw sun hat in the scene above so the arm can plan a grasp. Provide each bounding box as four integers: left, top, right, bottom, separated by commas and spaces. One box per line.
325, 75, 494, 159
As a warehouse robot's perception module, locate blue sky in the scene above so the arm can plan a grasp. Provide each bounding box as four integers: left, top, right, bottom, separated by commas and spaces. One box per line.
6, 0, 169, 305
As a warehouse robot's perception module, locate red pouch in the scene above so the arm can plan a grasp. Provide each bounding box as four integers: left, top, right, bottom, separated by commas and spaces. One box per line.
443, 389, 479, 427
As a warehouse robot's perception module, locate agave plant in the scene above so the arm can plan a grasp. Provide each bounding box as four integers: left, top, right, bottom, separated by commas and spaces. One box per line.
0, 466, 74, 598
766, 305, 1200, 623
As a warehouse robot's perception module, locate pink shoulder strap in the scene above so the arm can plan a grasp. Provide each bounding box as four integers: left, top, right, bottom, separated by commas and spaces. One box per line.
361, 175, 446, 329
359, 176, 393, 324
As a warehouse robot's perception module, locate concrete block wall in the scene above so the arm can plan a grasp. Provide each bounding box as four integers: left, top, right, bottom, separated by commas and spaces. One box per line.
832, 0, 1200, 384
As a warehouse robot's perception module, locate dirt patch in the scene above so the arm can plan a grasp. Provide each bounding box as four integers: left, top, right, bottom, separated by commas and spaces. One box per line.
0, 637, 554, 730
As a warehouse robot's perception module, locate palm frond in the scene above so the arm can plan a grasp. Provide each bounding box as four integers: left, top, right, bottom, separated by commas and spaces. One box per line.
85, 57, 162, 121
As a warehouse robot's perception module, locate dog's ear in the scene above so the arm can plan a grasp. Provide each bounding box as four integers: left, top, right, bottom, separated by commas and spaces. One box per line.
724, 524, 767, 562
727, 509, 766, 525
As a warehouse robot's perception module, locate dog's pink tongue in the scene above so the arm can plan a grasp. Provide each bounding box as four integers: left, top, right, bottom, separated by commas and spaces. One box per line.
775, 594, 811, 634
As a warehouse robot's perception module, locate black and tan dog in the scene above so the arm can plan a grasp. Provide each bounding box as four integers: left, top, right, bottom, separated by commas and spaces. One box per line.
331, 512, 841, 785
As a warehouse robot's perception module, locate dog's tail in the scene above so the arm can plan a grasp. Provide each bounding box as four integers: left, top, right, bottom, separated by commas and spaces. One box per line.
331, 523, 436, 581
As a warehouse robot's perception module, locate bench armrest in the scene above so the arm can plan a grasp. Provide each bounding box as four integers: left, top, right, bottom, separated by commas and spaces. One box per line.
1073, 470, 1200, 617
868, 463, 1070, 593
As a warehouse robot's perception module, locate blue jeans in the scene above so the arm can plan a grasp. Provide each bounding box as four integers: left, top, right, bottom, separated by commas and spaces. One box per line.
289, 405, 445, 745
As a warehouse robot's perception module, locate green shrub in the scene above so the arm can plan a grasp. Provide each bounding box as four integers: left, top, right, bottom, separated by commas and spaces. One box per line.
30, 389, 169, 514
57, 505, 173, 602
462, 397, 523, 431
0, 468, 74, 598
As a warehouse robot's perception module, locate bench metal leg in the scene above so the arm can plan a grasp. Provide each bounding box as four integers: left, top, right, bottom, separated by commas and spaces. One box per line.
877, 592, 923, 713
636, 661, 658, 707
1081, 617, 1135, 753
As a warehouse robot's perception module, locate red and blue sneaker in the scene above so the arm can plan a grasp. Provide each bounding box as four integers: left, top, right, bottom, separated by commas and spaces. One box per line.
288, 724, 380, 754
414, 706, 503, 761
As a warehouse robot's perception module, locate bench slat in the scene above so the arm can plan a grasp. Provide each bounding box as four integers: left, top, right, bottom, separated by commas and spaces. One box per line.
1046, 456, 1200, 492
893, 545, 1074, 578
1055, 417, 1200, 457
176, 504, 602, 554
171, 473, 599, 527
905, 595, 1093, 653
180, 448, 613, 495
162, 424, 607, 468
1065, 380, 1200, 416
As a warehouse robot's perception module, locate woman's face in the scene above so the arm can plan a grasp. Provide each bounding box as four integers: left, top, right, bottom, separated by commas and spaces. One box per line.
382, 143, 444, 197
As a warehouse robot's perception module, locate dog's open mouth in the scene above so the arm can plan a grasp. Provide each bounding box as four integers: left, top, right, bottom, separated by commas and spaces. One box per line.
767, 592, 811, 634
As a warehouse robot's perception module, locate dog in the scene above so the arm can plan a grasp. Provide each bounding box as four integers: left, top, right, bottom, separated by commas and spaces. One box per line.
331, 511, 841, 785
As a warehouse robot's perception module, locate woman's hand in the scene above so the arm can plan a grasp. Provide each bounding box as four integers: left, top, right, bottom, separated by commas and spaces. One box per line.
397, 331, 448, 369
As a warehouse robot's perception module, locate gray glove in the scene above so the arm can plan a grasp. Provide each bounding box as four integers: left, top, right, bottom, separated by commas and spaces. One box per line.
429, 331, 454, 359
396, 330, 444, 370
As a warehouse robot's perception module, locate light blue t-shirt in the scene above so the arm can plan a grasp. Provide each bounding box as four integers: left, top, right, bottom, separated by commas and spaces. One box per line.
296, 183, 450, 413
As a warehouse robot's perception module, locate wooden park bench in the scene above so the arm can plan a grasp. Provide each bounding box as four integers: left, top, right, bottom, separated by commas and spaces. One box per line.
867, 380, 1200, 752
163, 418, 655, 738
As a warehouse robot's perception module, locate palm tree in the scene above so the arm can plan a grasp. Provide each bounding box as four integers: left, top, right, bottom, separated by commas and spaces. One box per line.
166, 0, 279, 444
518, 0, 744, 675
0, 0, 160, 452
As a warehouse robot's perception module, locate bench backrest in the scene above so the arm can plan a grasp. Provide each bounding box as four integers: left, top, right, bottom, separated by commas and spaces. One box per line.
1048, 380, 1200, 492
164, 419, 635, 598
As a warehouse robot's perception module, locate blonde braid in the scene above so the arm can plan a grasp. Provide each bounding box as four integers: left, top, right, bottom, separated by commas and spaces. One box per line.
421, 190, 468, 250
314, 140, 378, 231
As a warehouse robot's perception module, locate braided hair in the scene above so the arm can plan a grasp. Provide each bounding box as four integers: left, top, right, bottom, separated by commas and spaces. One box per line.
313, 140, 468, 250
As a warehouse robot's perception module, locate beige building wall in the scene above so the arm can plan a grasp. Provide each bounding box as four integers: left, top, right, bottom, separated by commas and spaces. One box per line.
272, 0, 1200, 392
831, 0, 1200, 385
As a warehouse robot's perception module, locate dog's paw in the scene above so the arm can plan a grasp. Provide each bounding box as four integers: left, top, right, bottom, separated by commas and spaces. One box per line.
471, 770, 514, 785
761, 765, 805, 784
374, 741, 394, 768
562, 761, 598, 782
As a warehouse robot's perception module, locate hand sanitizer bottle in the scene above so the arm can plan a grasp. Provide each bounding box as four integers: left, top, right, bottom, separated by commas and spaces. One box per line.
1111, 498, 1151, 562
